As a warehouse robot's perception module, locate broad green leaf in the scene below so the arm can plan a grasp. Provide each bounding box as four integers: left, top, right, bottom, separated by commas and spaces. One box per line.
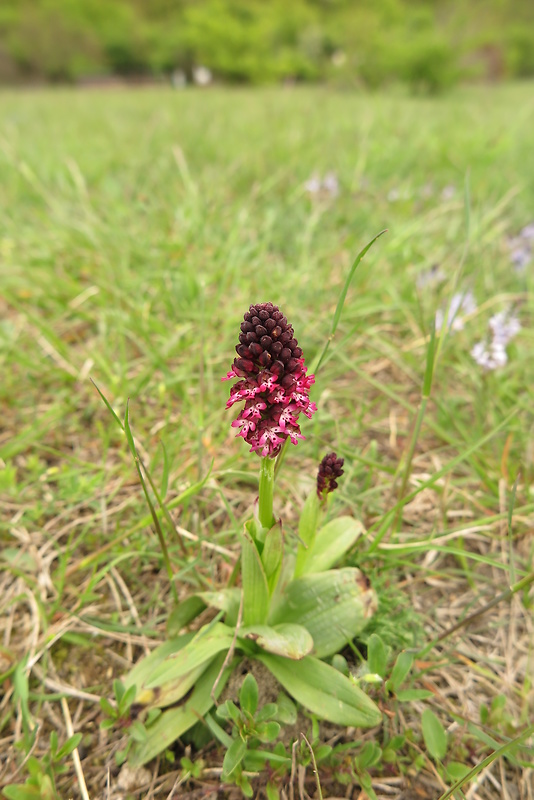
386, 650, 413, 692
270, 568, 377, 658
137, 659, 215, 710
447, 762, 472, 781
222, 737, 247, 777
241, 526, 269, 625
296, 516, 365, 576
129, 653, 234, 766
147, 623, 233, 686
367, 634, 388, 678
167, 596, 207, 637
123, 633, 193, 692
3, 788, 43, 800
422, 709, 448, 760
55, 733, 82, 760
239, 674, 258, 715
241, 624, 313, 660
274, 693, 297, 725
257, 653, 381, 728
198, 588, 241, 617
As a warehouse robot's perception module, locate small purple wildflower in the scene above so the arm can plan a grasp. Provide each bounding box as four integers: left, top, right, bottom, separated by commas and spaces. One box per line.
509, 245, 532, 273
435, 290, 477, 332
471, 310, 521, 371
317, 452, 344, 499
224, 303, 317, 458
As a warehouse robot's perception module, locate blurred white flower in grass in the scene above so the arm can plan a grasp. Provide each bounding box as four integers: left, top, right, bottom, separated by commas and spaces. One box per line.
304, 172, 339, 198
435, 290, 477, 332
471, 310, 521, 371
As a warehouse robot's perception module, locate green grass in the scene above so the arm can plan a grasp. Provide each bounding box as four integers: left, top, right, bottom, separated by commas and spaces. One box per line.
1, 83, 533, 798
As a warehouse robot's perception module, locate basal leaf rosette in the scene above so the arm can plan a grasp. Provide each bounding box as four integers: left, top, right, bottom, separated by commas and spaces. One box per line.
223, 302, 317, 457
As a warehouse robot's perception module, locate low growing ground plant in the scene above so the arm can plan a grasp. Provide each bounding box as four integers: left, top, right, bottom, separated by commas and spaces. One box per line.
99, 242, 387, 777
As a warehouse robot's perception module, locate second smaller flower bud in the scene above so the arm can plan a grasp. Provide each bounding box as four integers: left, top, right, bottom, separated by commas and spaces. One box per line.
317, 452, 344, 499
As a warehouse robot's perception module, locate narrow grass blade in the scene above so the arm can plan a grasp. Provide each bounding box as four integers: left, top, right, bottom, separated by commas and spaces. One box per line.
311, 229, 387, 374
436, 723, 534, 800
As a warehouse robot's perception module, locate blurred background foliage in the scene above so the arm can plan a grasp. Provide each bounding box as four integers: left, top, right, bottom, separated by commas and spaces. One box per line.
0, 0, 533, 92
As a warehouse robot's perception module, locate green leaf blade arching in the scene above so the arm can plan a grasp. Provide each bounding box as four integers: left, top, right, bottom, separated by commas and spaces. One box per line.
129, 653, 234, 766
123, 634, 193, 693
297, 516, 365, 576
241, 624, 313, 660
257, 653, 381, 728
270, 568, 377, 658
132, 623, 233, 708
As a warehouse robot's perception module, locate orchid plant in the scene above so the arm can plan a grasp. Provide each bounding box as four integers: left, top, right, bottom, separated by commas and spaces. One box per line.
114, 295, 383, 767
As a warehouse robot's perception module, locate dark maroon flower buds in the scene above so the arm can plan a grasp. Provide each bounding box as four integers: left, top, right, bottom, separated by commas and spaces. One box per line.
317, 452, 344, 498
223, 302, 317, 458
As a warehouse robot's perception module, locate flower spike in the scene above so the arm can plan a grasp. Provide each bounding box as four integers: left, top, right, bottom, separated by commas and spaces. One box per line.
224, 302, 317, 457
317, 452, 344, 499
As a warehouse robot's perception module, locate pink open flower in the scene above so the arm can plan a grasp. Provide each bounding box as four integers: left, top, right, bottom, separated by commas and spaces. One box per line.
223, 302, 317, 457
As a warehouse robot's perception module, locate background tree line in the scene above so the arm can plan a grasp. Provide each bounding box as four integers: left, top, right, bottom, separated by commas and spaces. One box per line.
0, 0, 533, 92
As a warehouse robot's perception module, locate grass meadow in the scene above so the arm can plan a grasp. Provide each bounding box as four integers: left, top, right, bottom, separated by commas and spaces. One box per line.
1, 83, 533, 798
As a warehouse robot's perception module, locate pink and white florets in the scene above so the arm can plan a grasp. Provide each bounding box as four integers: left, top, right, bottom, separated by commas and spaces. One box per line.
223, 302, 317, 457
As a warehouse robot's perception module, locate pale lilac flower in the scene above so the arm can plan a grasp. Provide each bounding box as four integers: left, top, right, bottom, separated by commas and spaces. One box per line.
471, 310, 520, 371
435, 290, 477, 332
489, 311, 521, 346
441, 185, 456, 201
304, 174, 322, 195
509, 246, 531, 273
471, 341, 508, 371
520, 222, 534, 241
304, 172, 339, 198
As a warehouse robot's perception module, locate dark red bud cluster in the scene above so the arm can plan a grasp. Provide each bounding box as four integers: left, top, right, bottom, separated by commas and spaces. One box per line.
234, 302, 304, 387
317, 452, 344, 498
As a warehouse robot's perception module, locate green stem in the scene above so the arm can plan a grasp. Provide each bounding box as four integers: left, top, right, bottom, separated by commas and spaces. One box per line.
258, 457, 276, 529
